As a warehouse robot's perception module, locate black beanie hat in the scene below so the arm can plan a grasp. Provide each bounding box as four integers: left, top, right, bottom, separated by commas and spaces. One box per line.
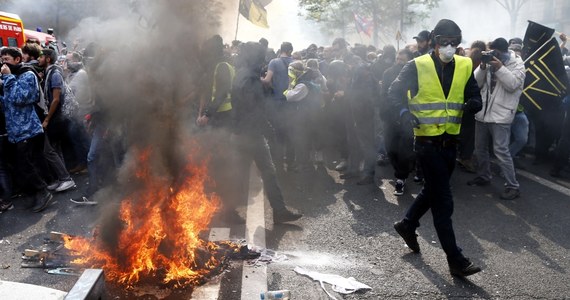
490, 38, 509, 52
432, 19, 462, 38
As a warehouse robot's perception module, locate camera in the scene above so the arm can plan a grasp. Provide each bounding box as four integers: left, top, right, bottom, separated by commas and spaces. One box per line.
481, 50, 497, 64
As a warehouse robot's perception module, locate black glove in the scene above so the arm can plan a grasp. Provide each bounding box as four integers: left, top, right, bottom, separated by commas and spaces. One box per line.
400, 110, 420, 129
464, 98, 483, 113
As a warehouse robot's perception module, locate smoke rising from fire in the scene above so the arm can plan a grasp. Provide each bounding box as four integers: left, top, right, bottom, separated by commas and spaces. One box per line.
51, 1, 225, 201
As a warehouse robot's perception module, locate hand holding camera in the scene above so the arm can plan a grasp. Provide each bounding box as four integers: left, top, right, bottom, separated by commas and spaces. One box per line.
480, 50, 503, 70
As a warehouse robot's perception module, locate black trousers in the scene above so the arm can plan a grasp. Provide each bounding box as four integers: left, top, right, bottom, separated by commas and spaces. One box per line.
553, 109, 570, 170
404, 137, 464, 262
234, 133, 287, 213
384, 121, 415, 180
15, 134, 47, 196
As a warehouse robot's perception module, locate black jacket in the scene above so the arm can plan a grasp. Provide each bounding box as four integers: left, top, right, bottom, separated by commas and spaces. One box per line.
231, 67, 270, 135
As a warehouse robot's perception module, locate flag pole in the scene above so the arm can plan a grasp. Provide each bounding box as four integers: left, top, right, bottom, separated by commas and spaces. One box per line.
235, 0, 241, 41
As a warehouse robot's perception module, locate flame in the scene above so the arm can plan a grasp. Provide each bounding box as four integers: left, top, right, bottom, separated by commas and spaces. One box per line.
63, 147, 222, 286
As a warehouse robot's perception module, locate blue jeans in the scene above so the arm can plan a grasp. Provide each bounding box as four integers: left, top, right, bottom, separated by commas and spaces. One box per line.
66, 117, 90, 167
86, 124, 103, 197
509, 112, 529, 158
404, 137, 463, 261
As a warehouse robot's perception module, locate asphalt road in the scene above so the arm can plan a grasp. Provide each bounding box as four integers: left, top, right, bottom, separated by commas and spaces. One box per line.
1, 152, 569, 299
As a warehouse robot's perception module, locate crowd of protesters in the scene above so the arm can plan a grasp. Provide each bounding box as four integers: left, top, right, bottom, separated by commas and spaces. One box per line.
197, 29, 570, 199
0, 34, 115, 213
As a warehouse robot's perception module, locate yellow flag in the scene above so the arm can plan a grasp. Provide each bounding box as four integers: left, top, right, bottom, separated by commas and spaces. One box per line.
239, 0, 269, 28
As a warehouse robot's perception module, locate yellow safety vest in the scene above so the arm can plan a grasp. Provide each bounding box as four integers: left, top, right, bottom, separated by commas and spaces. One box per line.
211, 62, 235, 112
409, 54, 472, 136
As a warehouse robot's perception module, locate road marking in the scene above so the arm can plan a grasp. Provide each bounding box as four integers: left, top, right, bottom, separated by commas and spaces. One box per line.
517, 169, 570, 196
241, 168, 267, 299
192, 227, 230, 300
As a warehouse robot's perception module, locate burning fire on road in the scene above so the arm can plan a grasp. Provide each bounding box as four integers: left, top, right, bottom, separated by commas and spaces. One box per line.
61, 147, 247, 289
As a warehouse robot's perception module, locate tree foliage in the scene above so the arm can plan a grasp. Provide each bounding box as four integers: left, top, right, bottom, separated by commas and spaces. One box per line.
298, 0, 440, 45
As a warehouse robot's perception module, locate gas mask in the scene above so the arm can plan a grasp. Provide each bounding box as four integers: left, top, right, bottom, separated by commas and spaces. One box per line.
438, 44, 456, 63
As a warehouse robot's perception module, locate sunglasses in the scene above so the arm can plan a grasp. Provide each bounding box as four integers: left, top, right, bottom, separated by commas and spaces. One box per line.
436, 36, 461, 47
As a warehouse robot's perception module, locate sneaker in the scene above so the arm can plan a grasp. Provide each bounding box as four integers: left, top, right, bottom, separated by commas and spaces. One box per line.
70, 196, 98, 206
449, 257, 482, 277
273, 209, 303, 223
0, 200, 14, 213
334, 160, 348, 171
467, 176, 490, 186
393, 220, 420, 253
55, 179, 76, 192
47, 181, 60, 191
32, 191, 54, 213
394, 179, 405, 196
500, 187, 520, 200
413, 175, 424, 183
356, 175, 374, 185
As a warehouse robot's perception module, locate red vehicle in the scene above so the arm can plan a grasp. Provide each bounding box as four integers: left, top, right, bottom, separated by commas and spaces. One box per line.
23, 29, 57, 47
0, 11, 25, 47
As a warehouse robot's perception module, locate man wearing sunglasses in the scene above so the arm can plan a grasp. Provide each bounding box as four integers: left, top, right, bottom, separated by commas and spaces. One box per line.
387, 19, 483, 277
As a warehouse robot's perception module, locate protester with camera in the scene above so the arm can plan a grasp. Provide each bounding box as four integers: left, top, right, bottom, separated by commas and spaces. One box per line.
468, 38, 526, 200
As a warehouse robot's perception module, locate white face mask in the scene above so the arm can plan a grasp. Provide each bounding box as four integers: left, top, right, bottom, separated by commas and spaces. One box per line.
438, 44, 456, 63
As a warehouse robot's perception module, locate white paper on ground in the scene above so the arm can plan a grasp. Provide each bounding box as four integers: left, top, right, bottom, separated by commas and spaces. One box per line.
294, 266, 372, 299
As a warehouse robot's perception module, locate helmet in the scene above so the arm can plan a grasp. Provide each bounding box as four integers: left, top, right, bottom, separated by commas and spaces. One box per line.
432, 19, 461, 38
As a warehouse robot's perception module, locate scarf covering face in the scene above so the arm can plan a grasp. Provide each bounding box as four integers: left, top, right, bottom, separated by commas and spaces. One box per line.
6, 63, 22, 75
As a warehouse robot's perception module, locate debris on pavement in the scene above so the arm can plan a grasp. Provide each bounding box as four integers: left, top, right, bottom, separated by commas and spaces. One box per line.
45, 267, 82, 276
294, 266, 371, 300
247, 246, 288, 266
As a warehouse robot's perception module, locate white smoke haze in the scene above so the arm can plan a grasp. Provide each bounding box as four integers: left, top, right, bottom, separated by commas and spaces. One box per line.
426, 0, 514, 46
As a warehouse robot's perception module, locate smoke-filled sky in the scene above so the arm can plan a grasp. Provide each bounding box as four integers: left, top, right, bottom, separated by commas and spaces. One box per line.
217, 0, 555, 50
3, 0, 560, 50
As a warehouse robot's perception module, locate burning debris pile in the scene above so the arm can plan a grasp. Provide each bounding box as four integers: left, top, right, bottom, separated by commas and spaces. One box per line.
22, 148, 259, 289
23, 232, 258, 286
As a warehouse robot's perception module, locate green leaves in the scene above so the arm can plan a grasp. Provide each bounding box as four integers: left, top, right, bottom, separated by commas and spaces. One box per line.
298, 0, 441, 43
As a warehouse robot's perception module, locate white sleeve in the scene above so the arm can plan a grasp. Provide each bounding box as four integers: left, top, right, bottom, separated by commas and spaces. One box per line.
285, 83, 309, 102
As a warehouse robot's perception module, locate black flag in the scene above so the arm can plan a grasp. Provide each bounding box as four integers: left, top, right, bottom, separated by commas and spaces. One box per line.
522, 21, 555, 60
521, 21, 568, 112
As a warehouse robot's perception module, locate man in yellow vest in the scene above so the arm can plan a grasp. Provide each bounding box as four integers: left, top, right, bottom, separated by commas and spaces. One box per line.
387, 19, 483, 277
197, 35, 235, 129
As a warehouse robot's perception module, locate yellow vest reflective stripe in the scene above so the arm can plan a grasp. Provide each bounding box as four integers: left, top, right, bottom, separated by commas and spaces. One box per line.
410, 54, 472, 136
212, 62, 235, 112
